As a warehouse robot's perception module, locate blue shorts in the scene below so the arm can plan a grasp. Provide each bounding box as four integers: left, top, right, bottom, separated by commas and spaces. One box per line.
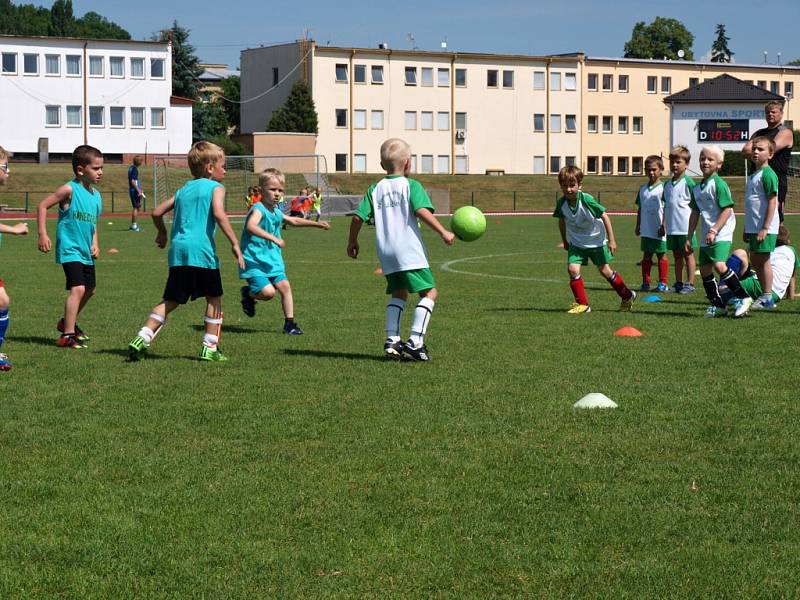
246, 273, 287, 295
129, 190, 142, 209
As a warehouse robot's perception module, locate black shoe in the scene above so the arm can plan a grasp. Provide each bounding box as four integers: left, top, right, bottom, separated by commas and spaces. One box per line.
402, 341, 430, 362
384, 338, 403, 358
283, 321, 303, 335
240, 286, 256, 317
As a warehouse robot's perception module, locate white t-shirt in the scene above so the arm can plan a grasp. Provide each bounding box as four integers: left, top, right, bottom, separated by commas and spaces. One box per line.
636, 182, 665, 240
664, 175, 695, 235
744, 165, 780, 235
552, 192, 607, 249
691, 173, 736, 246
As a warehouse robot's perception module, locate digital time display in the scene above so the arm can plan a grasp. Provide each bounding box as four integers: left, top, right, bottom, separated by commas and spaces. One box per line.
698, 119, 749, 142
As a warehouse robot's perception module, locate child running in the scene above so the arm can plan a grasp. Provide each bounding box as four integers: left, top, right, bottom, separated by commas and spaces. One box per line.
347, 138, 455, 361
128, 141, 243, 361
239, 168, 330, 334
554, 165, 636, 313
635, 155, 669, 292
37, 145, 103, 348
663, 145, 697, 294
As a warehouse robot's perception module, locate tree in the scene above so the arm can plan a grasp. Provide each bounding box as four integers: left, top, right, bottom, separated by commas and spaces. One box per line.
0, 0, 50, 35
192, 100, 228, 141
158, 21, 203, 100
788, 59, 800, 66
266, 81, 318, 134
75, 12, 131, 40
0, 0, 128, 38
219, 75, 241, 134
624, 17, 694, 60
710, 24, 733, 63
48, 0, 74, 37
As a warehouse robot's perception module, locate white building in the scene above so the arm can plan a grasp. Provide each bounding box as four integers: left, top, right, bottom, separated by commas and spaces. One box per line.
0, 34, 192, 161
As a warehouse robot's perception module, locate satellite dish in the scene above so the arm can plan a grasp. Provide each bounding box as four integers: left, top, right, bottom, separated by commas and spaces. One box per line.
677, 49, 685, 58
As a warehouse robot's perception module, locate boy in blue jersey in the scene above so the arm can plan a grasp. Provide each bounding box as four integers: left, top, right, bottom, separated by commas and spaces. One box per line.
0, 146, 30, 369
127, 155, 144, 231
239, 168, 330, 333
37, 145, 103, 349
128, 141, 244, 361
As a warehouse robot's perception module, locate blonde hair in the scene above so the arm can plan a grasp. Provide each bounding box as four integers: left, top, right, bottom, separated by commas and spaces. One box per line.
558, 165, 583, 185
765, 100, 784, 113
380, 138, 411, 171
645, 155, 664, 170
669, 145, 691, 163
750, 135, 775, 154
188, 141, 224, 178
0, 145, 10, 162
701, 145, 724, 163
258, 167, 285, 189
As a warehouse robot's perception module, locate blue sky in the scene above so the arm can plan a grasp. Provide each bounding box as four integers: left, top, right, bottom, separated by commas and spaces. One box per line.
55, 0, 800, 68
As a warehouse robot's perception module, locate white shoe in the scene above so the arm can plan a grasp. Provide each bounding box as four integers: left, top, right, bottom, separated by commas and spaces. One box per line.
732, 297, 753, 318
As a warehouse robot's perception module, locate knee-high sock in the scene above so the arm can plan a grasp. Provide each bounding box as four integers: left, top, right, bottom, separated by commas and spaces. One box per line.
409, 298, 435, 348
658, 258, 669, 284
641, 259, 653, 285
569, 275, 589, 305
702, 275, 724, 308
607, 271, 633, 300
0, 308, 8, 348
385, 298, 405, 340
721, 268, 748, 299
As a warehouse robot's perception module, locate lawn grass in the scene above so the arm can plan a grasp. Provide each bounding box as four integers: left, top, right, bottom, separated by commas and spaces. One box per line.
2, 211, 800, 597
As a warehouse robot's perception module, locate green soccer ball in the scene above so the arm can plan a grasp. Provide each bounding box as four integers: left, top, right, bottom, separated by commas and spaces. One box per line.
451, 206, 486, 242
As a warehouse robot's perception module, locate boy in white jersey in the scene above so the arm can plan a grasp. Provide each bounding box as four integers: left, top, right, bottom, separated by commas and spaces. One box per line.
554, 165, 636, 314
239, 168, 330, 334
663, 146, 697, 294
635, 155, 668, 292
347, 138, 455, 361
685, 145, 749, 317
743, 136, 780, 310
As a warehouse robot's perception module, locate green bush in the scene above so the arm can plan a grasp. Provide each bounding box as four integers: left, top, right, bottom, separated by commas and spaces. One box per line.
720, 150, 747, 176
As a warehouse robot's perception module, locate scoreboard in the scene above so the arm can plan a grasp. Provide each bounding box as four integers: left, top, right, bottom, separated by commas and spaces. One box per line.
697, 119, 749, 142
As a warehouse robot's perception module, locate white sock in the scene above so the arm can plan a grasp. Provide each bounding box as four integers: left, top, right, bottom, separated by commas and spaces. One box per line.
385, 298, 405, 340
137, 326, 155, 344
202, 333, 219, 348
409, 297, 435, 348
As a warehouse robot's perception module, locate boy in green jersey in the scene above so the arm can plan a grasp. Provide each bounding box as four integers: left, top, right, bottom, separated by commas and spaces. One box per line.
37, 145, 103, 349
635, 155, 668, 292
663, 145, 697, 294
128, 141, 244, 362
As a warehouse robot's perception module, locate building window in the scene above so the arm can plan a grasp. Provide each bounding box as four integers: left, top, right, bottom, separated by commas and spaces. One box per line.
550, 114, 561, 133
533, 71, 545, 90
437, 155, 450, 174
437, 68, 450, 87
618, 116, 628, 133
502, 70, 514, 88
565, 114, 576, 132
150, 58, 165, 79
533, 114, 545, 132
371, 65, 383, 84
89, 106, 104, 127
550, 72, 561, 91
617, 157, 628, 174
131, 57, 144, 79
335, 63, 348, 82
602, 115, 612, 133
353, 154, 366, 173
564, 72, 577, 91
2, 53, 17, 74
421, 155, 434, 174
404, 111, 417, 129
353, 109, 366, 129
487, 69, 498, 87
533, 156, 546, 174
602, 156, 613, 174
661, 77, 671, 93
587, 115, 597, 133
405, 66, 417, 85
151, 107, 165, 128
455, 156, 468, 174
89, 56, 103, 76
770, 81, 780, 94
587, 73, 598, 91
421, 111, 433, 130
108, 56, 123, 78
647, 76, 657, 93
587, 156, 598, 173
437, 111, 450, 130
758, 80, 767, 89
633, 116, 643, 134
66, 105, 82, 127
455, 112, 467, 130
45, 54, 60, 75
689, 77, 699, 87
455, 68, 466, 87
335, 109, 347, 127
550, 156, 561, 174
335, 153, 347, 172
131, 107, 145, 128
743, 79, 754, 86
354, 64, 366, 83
421, 67, 433, 87
272, 67, 279, 86
23, 53, 38, 75
110, 106, 125, 127
371, 110, 384, 129
45, 105, 60, 126
66, 54, 81, 76
786, 81, 794, 97
410, 155, 417, 173
602, 73, 612, 91
566, 156, 576, 167
632, 157, 643, 174
618, 74, 629, 92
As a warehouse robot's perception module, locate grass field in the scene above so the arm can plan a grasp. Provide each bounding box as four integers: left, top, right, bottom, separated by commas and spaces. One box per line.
2, 212, 800, 597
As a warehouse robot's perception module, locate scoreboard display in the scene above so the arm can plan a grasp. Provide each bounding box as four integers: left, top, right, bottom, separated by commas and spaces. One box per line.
697, 119, 749, 142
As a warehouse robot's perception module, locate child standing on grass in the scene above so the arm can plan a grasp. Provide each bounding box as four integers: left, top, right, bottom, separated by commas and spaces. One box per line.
347, 138, 455, 361
239, 168, 330, 334
309, 187, 323, 221
554, 165, 636, 314
664, 145, 697, 294
127, 155, 144, 232
743, 135, 780, 310
37, 145, 103, 349
686, 145, 749, 317
0, 146, 29, 370
635, 155, 669, 292
127, 141, 244, 362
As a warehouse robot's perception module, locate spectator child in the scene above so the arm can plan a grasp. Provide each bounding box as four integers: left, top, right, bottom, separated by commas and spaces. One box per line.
128, 155, 144, 231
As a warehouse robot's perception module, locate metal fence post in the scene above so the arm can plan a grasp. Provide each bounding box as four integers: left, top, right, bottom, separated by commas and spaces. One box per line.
25, 192, 29, 212
513, 191, 517, 212
471, 191, 474, 206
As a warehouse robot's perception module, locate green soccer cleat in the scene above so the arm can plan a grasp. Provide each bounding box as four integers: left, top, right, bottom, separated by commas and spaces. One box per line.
198, 345, 228, 362
619, 290, 637, 312
128, 335, 149, 360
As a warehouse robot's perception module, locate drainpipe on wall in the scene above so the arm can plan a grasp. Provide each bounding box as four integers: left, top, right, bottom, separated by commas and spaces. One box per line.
349, 49, 355, 174
450, 53, 456, 174
83, 41, 88, 145
545, 58, 552, 173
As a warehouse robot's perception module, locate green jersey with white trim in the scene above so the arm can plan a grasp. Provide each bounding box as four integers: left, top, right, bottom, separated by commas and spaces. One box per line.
553, 191, 607, 249
664, 175, 695, 235
636, 181, 665, 240
744, 165, 779, 235
690, 173, 735, 246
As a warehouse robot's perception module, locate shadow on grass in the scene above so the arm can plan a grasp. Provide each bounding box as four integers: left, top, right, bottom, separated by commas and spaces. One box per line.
283, 348, 389, 363
11, 335, 59, 347
189, 324, 263, 334
94, 348, 171, 361
492, 306, 700, 318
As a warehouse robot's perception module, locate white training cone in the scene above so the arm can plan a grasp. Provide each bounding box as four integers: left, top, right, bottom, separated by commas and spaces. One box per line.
573, 393, 617, 409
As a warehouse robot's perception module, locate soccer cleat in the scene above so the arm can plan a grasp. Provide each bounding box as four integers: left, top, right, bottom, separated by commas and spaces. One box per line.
732, 297, 754, 318
619, 290, 637, 312
402, 341, 430, 362
671, 282, 684, 293
567, 303, 591, 314
679, 284, 696, 295
198, 345, 228, 361
751, 296, 776, 310
639, 282, 651, 292
283, 321, 303, 335
704, 305, 727, 318
0, 352, 11, 371
57, 318, 89, 341
56, 334, 87, 349
240, 285, 256, 317
655, 282, 669, 293
128, 335, 149, 360
384, 338, 403, 358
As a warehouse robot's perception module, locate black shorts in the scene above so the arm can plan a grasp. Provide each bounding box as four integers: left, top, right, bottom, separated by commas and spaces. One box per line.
62, 262, 96, 290
163, 266, 223, 304
129, 190, 142, 209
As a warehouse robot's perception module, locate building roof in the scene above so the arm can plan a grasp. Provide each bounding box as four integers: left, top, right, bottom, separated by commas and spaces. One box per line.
588, 56, 800, 71
663, 74, 784, 104
0, 33, 167, 47
198, 64, 239, 81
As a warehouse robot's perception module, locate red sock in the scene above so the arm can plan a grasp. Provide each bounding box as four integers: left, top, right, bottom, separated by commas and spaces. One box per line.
641, 259, 652, 285
607, 271, 633, 299
569, 276, 589, 305
658, 258, 669, 284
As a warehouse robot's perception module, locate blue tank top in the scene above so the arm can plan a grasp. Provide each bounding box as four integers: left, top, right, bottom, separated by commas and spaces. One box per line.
168, 178, 222, 269
239, 202, 285, 278
56, 180, 101, 265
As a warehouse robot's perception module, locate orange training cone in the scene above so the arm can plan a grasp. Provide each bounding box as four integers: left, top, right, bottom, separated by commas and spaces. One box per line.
614, 326, 643, 337
373, 266, 383, 275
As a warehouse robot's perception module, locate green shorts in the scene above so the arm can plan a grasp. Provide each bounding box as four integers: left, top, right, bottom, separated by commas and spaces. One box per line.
667, 233, 697, 251
385, 268, 436, 294
640, 236, 667, 254
568, 244, 614, 266
699, 241, 732, 265
745, 233, 778, 253
739, 275, 780, 302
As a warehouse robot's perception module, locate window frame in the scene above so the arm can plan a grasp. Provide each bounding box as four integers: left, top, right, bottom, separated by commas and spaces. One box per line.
353, 109, 367, 130
2, 52, 18, 75
335, 63, 348, 82
549, 156, 561, 174
647, 75, 657, 93
45, 105, 60, 127
533, 113, 545, 133
487, 69, 498, 88
66, 105, 82, 127
371, 109, 384, 130
420, 111, 434, 131
404, 111, 417, 130
661, 76, 671, 94
601, 156, 613, 175
533, 156, 545, 174
353, 154, 367, 173
618, 74, 629, 92
371, 65, 384, 84
109, 56, 125, 78
89, 55, 104, 77
23, 53, 39, 75
455, 68, 467, 87
587, 73, 598, 91
617, 156, 629, 174
617, 116, 628, 134
130, 57, 145, 79
109, 106, 125, 128
150, 58, 165, 79
550, 71, 561, 91
533, 71, 545, 90
564, 72, 577, 91
89, 105, 104, 127
602, 115, 612, 134
586, 156, 598, 174
354, 64, 366, 84
66, 54, 81, 76
565, 114, 576, 133
437, 67, 450, 87
602, 73, 613, 92
150, 107, 165, 128
405, 66, 417, 86
45, 54, 60, 76
632, 116, 643, 134
335, 153, 347, 172
130, 107, 145, 129
549, 113, 561, 133
437, 111, 450, 130
421, 67, 433, 87
335, 108, 347, 128
437, 155, 450, 174
587, 115, 598, 133
502, 70, 514, 89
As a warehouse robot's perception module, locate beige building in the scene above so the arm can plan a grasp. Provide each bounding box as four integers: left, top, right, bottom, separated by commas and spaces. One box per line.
240, 42, 800, 176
